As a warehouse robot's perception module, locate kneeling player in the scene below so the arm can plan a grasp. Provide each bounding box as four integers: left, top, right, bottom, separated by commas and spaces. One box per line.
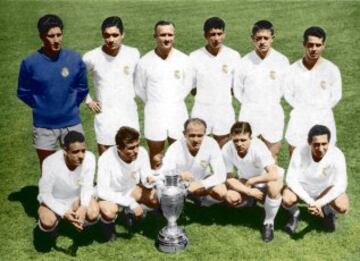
36, 131, 99, 251
222, 122, 283, 242
97, 126, 159, 241
283, 125, 349, 233
162, 118, 227, 206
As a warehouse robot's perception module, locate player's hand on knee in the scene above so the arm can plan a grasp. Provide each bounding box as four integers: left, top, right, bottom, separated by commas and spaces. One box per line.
188, 181, 204, 194
248, 188, 264, 201
180, 171, 193, 182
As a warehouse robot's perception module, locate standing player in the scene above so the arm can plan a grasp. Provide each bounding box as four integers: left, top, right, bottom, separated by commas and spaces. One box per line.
190, 17, 240, 148
283, 125, 349, 233
223, 122, 283, 242
234, 20, 289, 160
17, 14, 88, 169
83, 16, 140, 155
97, 127, 158, 241
35, 131, 99, 252
135, 20, 193, 169
161, 118, 227, 205
284, 26, 342, 154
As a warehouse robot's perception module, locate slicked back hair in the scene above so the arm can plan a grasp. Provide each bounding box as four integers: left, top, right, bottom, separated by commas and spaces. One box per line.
154, 20, 175, 33
115, 126, 140, 149
63, 131, 85, 150
203, 17, 225, 33
184, 118, 207, 133
101, 16, 124, 34
230, 121, 252, 137
252, 20, 274, 36
37, 14, 63, 36
303, 26, 326, 43
307, 124, 331, 144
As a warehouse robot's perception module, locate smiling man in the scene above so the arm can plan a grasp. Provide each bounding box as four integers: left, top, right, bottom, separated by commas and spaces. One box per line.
83, 16, 140, 155
17, 14, 88, 170
284, 26, 342, 154
282, 125, 349, 233
35, 131, 98, 252
161, 118, 227, 205
234, 20, 289, 160
96, 126, 159, 241
135, 20, 193, 169
190, 17, 241, 148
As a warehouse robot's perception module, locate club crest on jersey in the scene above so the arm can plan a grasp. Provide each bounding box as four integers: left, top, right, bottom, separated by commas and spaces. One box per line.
269, 70, 276, 80
61, 67, 69, 77
76, 177, 84, 187
123, 65, 130, 75
174, 70, 181, 79
222, 64, 228, 74
199, 160, 209, 169
320, 80, 327, 89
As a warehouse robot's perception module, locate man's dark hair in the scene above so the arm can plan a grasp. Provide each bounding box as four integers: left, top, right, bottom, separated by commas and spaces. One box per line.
203, 17, 225, 33
303, 26, 326, 43
252, 20, 274, 36
154, 20, 175, 33
230, 121, 252, 137
184, 118, 207, 132
37, 14, 64, 35
307, 124, 331, 144
101, 16, 124, 34
63, 131, 85, 149
115, 126, 140, 149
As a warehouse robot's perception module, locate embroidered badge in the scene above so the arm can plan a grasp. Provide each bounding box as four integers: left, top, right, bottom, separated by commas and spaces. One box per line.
76, 177, 84, 187
320, 80, 326, 89
222, 64, 228, 74
269, 70, 276, 80
123, 65, 130, 75
61, 67, 69, 77
174, 70, 181, 79
199, 160, 209, 169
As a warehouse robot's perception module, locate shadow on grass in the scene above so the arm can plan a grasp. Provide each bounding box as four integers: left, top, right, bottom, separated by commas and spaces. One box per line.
8, 185, 39, 219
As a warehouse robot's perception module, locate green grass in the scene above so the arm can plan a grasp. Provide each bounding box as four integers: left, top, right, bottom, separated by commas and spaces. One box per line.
0, 0, 359, 260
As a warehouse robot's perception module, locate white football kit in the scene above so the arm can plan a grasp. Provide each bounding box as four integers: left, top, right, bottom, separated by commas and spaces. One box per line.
234, 49, 289, 142
190, 46, 240, 135
83, 45, 140, 145
97, 146, 152, 210
135, 48, 193, 141
286, 144, 347, 206
162, 136, 226, 189
284, 58, 342, 147
38, 150, 96, 218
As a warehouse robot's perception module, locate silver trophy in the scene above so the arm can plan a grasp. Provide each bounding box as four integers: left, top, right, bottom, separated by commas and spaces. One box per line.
156, 170, 188, 253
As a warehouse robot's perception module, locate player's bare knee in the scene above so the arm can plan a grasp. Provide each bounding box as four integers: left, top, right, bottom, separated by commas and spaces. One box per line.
267, 181, 282, 198
100, 206, 117, 220
39, 214, 58, 229
225, 191, 241, 206
87, 205, 100, 221
212, 184, 227, 199
332, 201, 349, 214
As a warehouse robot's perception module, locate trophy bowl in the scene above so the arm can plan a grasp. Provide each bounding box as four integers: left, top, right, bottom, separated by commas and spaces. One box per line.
156, 172, 188, 253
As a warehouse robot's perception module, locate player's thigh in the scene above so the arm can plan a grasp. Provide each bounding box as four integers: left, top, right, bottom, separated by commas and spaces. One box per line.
86, 197, 100, 220
38, 204, 59, 227
209, 183, 227, 198
98, 200, 119, 219
331, 193, 350, 214
282, 187, 299, 206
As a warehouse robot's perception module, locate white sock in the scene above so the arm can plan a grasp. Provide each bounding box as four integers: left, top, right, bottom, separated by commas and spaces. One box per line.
263, 196, 282, 225
284, 204, 300, 217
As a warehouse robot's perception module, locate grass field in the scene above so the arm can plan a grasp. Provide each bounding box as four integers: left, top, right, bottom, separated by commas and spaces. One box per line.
0, 0, 359, 260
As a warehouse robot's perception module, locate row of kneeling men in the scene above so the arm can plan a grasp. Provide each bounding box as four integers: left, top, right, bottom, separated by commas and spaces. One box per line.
35, 119, 349, 251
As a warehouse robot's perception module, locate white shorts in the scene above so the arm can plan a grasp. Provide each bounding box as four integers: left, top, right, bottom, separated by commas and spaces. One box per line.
239, 166, 285, 181
239, 103, 284, 143
144, 101, 188, 141
285, 108, 336, 147
94, 101, 139, 145
191, 102, 235, 136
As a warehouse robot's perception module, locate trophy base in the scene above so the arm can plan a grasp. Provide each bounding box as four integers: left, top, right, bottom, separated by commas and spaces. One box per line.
156, 226, 188, 253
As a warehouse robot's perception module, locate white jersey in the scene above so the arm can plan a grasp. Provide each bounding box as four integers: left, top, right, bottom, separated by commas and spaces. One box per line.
284, 58, 342, 146
234, 49, 289, 142
37, 150, 96, 217
286, 144, 347, 206
162, 136, 226, 189
83, 45, 140, 145
222, 138, 275, 179
190, 45, 240, 105
97, 146, 152, 210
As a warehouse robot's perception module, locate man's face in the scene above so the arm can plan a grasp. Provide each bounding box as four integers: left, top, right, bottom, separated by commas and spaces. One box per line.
185, 122, 206, 155
205, 28, 225, 50
64, 142, 86, 169
252, 29, 273, 56
117, 140, 140, 163
154, 24, 175, 52
103, 26, 123, 52
41, 27, 63, 54
304, 35, 325, 61
310, 134, 329, 161
232, 132, 251, 156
